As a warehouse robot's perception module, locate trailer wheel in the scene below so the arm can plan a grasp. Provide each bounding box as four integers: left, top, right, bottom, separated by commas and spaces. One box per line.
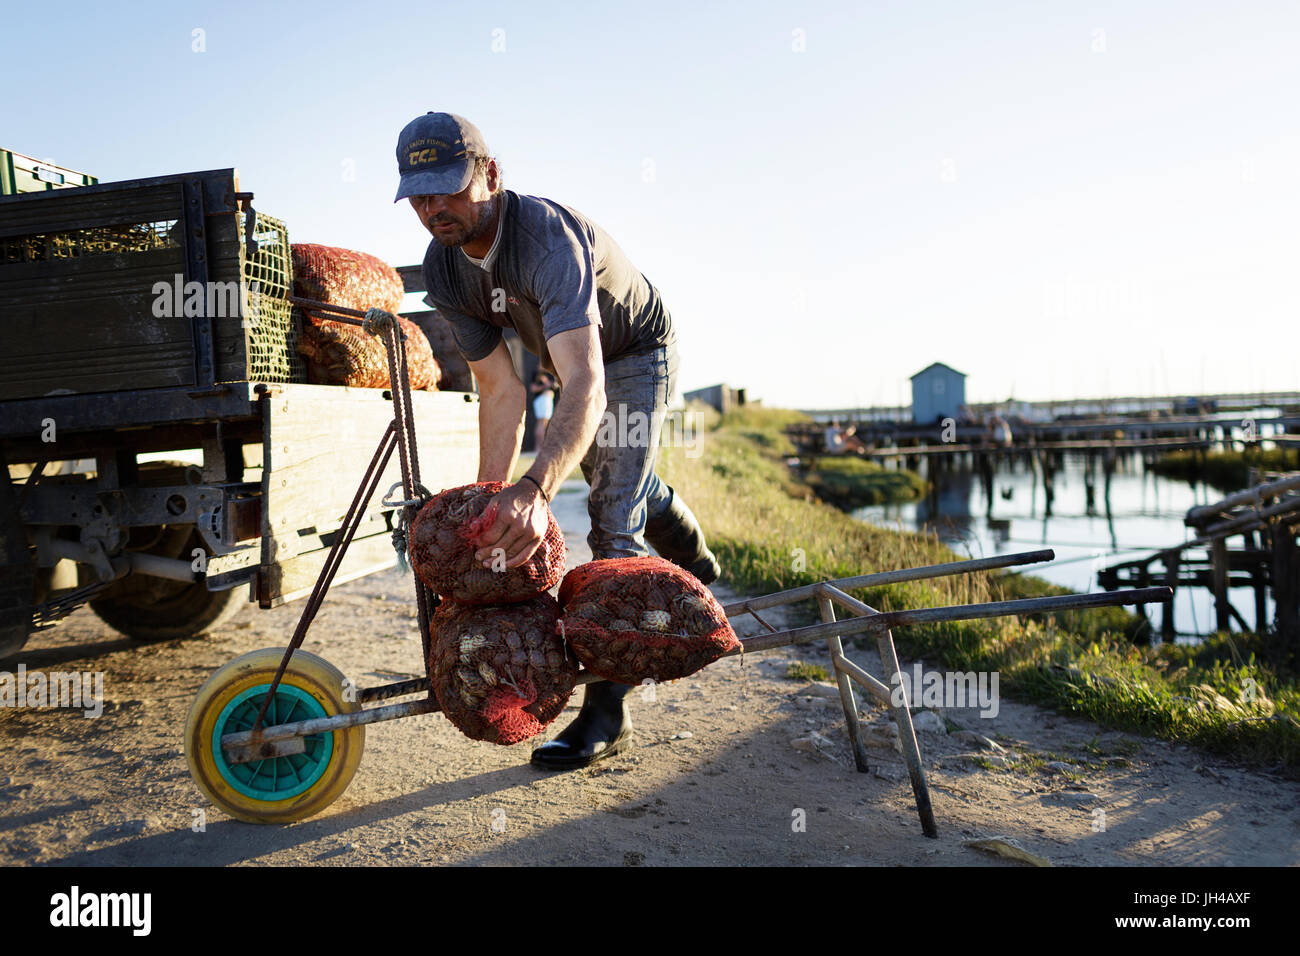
88, 516, 244, 641
0, 620, 31, 662
185, 648, 365, 824
0, 450, 35, 661
90, 581, 244, 642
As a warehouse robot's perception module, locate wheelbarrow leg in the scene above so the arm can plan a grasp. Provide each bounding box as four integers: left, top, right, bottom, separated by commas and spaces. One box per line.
818, 595, 870, 773
876, 626, 938, 838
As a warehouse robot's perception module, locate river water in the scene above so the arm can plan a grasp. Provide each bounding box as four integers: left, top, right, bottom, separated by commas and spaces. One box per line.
852, 453, 1274, 640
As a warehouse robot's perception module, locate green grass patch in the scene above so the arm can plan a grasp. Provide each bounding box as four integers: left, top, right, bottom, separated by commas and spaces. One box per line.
656, 406, 1300, 777
786, 661, 830, 682
803, 455, 928, 508
1149, 447, 1300, 492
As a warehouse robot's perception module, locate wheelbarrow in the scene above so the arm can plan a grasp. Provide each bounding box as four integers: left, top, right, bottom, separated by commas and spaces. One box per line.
184, 301, 1172, 831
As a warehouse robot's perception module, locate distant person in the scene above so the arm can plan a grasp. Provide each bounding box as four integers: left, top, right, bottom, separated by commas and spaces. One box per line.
823, 419, 866, 456
530, 371, 556, 451
988, 414, 1013, 448
824, 419, 846, 455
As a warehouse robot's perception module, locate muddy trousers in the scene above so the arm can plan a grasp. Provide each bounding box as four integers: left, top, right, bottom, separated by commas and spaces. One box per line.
579, 340, 683, 703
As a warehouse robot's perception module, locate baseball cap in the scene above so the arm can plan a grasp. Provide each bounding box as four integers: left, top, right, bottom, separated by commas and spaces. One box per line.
393, 112, 489, 202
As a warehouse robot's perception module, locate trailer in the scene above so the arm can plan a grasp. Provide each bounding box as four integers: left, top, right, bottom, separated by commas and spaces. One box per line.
0, 166, 478, 658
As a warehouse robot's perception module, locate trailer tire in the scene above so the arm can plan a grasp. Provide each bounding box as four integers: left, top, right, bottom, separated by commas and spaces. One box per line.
85, 457, 246, 641
0, 623, 31, 662
0, 449, 36, 661
90, 582, 245, 643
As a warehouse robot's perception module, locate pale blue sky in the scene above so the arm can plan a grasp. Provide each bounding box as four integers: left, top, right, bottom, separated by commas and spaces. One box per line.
6, 0, 1297, 408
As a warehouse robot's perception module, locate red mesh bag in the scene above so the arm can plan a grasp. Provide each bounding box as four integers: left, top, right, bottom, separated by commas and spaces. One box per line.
408, 481, 567, 604
400, 317, 440, 390
297, 318, 389, 388
430, 594, 577, 745
292, 243, 404, 314
291, 243, 439, 390
557, 556, 740, 684
298, 315, 439, 389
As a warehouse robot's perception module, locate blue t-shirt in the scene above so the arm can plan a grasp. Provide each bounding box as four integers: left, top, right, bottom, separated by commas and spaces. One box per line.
421, 189, 675, 374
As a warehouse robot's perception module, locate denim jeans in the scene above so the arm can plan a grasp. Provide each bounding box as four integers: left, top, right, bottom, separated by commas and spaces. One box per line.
579, 341, 679, 560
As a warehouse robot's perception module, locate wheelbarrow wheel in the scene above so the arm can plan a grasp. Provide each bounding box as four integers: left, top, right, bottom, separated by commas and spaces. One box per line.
185, 647, 365, 824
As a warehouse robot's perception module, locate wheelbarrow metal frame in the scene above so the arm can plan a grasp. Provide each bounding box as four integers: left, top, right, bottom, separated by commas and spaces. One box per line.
220, 538, 1171, 838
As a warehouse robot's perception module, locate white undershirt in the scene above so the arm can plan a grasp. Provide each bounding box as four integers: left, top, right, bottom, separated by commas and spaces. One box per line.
461, 204, 503, 272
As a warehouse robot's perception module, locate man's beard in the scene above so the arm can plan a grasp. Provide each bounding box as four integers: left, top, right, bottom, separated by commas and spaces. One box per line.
431, 195, 498, 248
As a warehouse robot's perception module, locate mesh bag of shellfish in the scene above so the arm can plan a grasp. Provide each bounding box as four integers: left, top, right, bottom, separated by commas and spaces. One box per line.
296, 318, 390, 388
409, 481, 567, 604
290, 243, 441, 390
399, 318, 441, 390
292, 243, 405, 314
557, 556, 740, 684
430, 594, 577, 745
298, 314, 440, 389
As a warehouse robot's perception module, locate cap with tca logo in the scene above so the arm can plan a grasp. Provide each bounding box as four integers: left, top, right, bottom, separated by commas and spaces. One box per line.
394, 112, 489, 202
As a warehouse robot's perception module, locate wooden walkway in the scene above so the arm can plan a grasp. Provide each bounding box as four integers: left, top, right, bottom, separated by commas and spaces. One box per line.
1097, 473, 1300, 640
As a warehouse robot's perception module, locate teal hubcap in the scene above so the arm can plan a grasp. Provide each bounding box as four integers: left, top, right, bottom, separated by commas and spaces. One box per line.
211, 683, 334, 801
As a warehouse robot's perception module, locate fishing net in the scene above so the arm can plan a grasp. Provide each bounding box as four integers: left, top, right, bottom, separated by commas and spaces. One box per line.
557, 556, 740, 684
429, 594, 577, 745
409, 481, 567, 604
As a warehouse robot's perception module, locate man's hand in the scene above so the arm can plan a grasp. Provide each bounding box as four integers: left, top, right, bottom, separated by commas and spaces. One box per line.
469, 480, 550, 569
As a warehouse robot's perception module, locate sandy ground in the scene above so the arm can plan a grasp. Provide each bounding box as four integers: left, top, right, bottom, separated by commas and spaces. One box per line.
1, 481, 1297, 867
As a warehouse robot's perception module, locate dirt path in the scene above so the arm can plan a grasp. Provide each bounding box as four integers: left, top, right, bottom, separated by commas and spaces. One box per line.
1, 482, 1296, 867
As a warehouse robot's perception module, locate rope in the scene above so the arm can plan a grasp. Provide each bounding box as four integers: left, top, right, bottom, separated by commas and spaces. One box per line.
366, 307, 436, 673
383, 480, 433, 573
363, 306, 398, 337
251, 301, 441, 730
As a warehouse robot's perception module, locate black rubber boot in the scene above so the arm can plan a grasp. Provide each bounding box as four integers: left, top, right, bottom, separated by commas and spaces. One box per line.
644, 485, 721, 585
530, 680, 634, 770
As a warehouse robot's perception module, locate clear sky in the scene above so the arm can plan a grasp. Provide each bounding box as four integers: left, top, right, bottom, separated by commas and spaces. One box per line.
5, 0, 1297, 409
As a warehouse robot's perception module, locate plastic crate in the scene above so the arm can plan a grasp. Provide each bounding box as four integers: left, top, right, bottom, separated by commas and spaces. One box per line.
0, 168, 305, 400
0, 148, 97, 196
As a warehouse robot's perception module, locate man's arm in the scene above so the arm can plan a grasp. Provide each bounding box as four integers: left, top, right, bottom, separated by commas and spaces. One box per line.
470, 324, 605, 569
468, 339, 527, 482
523, 326, 604, 499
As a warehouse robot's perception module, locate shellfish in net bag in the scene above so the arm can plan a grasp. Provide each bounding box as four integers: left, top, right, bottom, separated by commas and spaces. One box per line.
557, 556, 740, 684
408, 481, 567, 604
291, 243, 439, 390
429, 594, 577, 745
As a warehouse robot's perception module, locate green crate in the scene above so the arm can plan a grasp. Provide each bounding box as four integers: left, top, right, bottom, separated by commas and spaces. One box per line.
235, 210, 305, 385
0, 148, 97, 196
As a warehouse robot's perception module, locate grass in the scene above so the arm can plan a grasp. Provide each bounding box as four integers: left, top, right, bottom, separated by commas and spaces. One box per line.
802, 455, 928, 509
786, 661, 831, 682
1149, 447, 1300, 492
655, 405, 1300, 777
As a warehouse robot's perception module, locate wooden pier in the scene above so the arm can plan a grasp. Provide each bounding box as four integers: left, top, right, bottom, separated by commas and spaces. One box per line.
791, 409, 1300, 521
1096, 474, 1300, 641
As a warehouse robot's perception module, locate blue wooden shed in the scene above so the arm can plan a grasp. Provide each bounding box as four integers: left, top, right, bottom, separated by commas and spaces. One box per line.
910, 362, 966, 424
